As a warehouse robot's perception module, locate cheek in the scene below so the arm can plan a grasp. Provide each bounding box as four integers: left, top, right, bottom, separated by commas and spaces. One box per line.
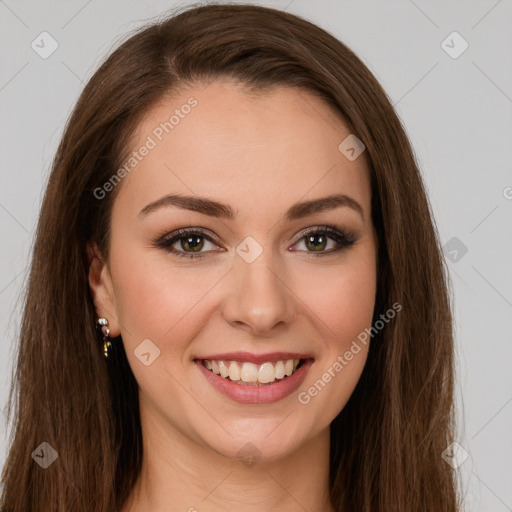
110, 246, 222, 354
294, 249, 377, 347
294, 256, 375, 421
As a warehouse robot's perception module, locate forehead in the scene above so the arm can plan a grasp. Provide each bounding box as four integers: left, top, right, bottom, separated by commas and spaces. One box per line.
115, 81, 371, 224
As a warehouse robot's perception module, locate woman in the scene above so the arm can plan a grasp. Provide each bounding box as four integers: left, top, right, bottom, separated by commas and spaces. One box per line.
0, 3, 462, 511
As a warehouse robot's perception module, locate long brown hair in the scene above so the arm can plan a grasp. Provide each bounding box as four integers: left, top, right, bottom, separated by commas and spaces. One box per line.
0, 3, 463, 511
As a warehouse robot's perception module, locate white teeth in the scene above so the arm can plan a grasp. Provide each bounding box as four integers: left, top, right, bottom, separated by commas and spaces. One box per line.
202, 358, 303, 385
274, 360, 285, 379
241, 362, 258, 382
284, 359, 294, 377
258, 362, 275, 384
228, 361, 241, 381
219, 360, 229, 378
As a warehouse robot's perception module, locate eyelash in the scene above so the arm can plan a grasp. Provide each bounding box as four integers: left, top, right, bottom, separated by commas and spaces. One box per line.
153, 226, 357, 260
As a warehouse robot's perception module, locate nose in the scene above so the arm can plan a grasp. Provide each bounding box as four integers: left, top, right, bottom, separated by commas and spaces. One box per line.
222, 250, 297, 337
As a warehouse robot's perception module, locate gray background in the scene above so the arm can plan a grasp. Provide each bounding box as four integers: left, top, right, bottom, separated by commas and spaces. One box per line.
1, 1, 511, 510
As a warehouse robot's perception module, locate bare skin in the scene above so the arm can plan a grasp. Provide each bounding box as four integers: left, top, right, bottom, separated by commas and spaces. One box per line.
88, 81, 377, 512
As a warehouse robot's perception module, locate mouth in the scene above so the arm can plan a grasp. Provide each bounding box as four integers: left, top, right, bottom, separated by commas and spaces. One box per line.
194, 354, 314, 404
200, 357, 305, 386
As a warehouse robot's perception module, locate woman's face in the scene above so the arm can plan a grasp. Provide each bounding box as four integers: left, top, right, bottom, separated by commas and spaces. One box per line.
88, 81, 377, 462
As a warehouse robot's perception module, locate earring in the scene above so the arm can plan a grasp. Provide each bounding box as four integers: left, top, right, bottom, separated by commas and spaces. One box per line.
96, 317, 112, 359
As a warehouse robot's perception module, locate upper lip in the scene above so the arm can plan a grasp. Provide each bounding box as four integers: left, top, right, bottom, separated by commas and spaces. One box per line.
195, 351, 314, 365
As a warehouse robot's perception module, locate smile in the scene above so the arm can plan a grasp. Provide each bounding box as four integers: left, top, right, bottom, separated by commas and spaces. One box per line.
195, 355, 314, 404
202, 358, 303, 386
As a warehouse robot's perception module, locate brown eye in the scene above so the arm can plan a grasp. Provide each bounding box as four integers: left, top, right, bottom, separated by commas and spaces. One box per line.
291, 226, 356, 255
154, 229, 221, 259
303, 232, 331, 252
154, 225, 357, 260
177, 234, 205, 253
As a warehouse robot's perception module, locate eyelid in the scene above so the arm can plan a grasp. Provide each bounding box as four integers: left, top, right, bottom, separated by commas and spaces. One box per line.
153, 224, 358, 258
155, 227, 221, 245
153, 227, 224, 260
290, 225, 357, 252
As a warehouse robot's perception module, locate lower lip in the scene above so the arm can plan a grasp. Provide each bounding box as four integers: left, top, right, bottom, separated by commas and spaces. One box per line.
195, 359, 314, 405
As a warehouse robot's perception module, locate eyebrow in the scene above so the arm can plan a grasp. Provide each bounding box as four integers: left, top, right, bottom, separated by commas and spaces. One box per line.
138, 193, 365, 222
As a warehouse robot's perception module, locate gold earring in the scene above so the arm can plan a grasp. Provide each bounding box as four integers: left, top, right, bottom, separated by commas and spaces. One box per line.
96, 317, 112, 359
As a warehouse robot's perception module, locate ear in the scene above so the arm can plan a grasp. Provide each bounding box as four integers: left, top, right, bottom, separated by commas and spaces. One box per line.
86, 242, 121, 337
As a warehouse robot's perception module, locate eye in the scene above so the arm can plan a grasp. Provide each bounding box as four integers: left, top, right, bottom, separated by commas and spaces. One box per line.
290, 226, 356, 256
153, 225, 357, 259
153, 228, 221, 259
